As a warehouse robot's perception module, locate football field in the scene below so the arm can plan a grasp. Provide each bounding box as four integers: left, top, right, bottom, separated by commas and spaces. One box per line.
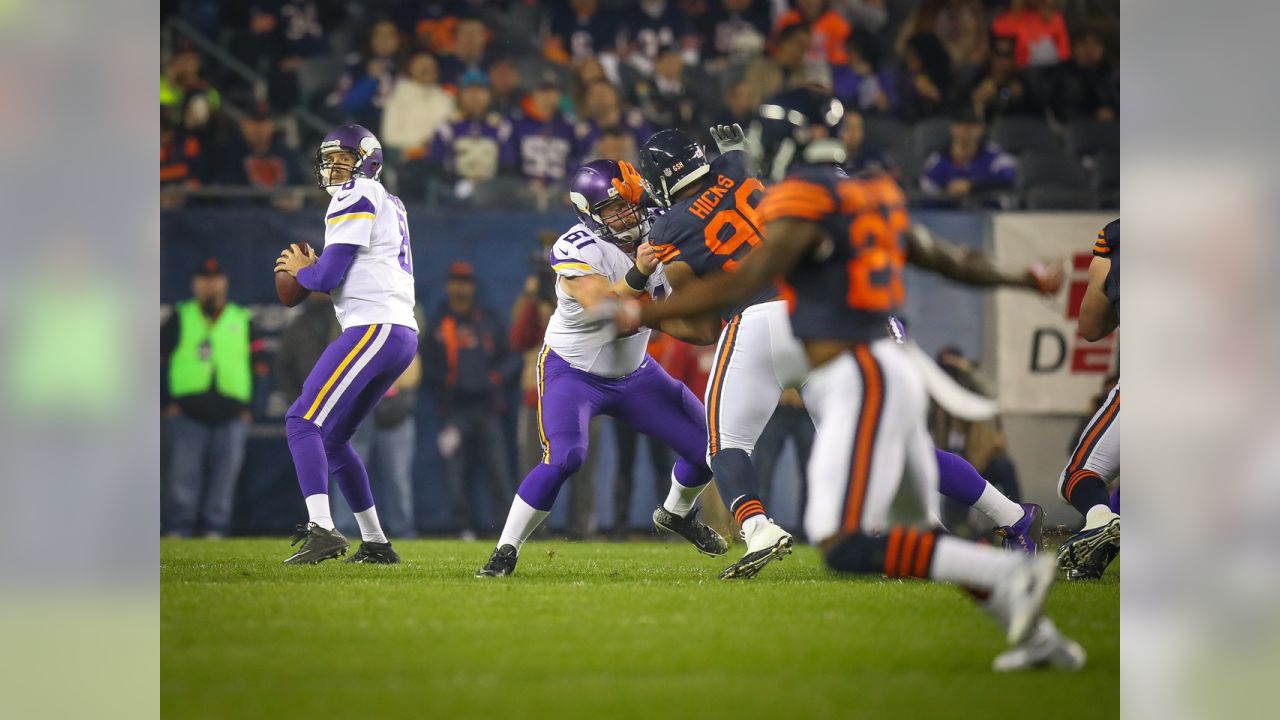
162, 538, 1118, 719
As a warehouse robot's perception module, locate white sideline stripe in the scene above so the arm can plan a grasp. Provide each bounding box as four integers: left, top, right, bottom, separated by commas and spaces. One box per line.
314, 324, 391, 427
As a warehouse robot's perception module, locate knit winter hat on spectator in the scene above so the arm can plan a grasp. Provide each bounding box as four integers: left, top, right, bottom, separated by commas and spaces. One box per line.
194, 258, 225, 277
447, 261, 475, 281
459, 69, 488, 88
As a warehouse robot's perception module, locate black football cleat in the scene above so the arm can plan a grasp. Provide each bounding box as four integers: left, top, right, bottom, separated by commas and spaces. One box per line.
475, 544, 518, 577
1057, 516, 1120, 576
345, 540, 400, 564
282, 523, 349, 564
653, 506, 729, 557
1066, 541, 1118, 581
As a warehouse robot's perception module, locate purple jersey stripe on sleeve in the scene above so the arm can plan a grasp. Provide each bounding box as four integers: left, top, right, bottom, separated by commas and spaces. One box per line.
326, 196, 377, 221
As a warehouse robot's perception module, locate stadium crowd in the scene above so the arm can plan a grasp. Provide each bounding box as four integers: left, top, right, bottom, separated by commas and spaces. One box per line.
161, 0, 1119, 210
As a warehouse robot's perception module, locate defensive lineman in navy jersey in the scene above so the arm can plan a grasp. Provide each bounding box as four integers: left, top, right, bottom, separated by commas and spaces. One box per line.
619, 90, 1084, 671
642, 131, 801, 579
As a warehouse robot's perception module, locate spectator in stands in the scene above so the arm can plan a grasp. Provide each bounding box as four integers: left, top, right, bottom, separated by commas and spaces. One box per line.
160, 40, 220, 143
510, 71, 579, 184
274, 294, 338, 405
1047, 29, 1118, 122
544, 0, 621, 67
326, 18, 402, 129
775, 0, 851, 66
216, 103, 301, 205
439, 16, 494, 87
242, 0, 337, 110
696, 0, 771, 69
967, 34, 1042, 122
592, 125, 638, 163
620, 0, 698, 77
895, 0, 988, 72
921, 111, 1018, 200
161, 112, 204, 208
423, 261, 514, 540
411, 1, 464, 56
162, 258, 264, 537
570, 57, 608, 114
842, 110, 898, 178
632, 44, 704, 136
487, 57, 524, 116
743, 23, 812, 100
718, 78, 760, 129
832, 27, 893, 114
990, 0, 1071, 69
752, 389, 813, 536
893, 32, 954, 121
428, 70, 515, 202
575, 80, 653, 153
382, 50, 455, 200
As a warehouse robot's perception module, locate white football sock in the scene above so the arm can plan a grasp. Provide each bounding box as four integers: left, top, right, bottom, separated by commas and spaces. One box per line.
929, 535, 1021, 591
662, 470, 706, 518
304, 494, 335, 531
497, 495, 550, 554
975, 483, 1025, 527
354, 506, 388, 543
1084, 505, 1118, 530
741, 514, 769, 536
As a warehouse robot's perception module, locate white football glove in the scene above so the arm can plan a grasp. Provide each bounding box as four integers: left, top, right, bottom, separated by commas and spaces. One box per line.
709, 123, 749, 155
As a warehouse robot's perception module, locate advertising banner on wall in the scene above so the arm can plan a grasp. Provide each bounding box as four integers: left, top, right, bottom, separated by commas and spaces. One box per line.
992, 213, 1118, 414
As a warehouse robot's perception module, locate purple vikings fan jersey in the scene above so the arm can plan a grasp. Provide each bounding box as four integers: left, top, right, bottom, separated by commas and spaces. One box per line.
509, 113, 579, 181
647, 150, 776, 319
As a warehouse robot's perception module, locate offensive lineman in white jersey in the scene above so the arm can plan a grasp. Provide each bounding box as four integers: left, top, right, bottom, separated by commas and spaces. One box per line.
476, 160, 727, 577
274, 124, 419, 564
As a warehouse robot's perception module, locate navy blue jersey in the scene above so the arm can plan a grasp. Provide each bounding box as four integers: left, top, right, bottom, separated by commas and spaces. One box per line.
1093, 219, 1119, 310
648, 150, 775, 318
756, 165, 908, 343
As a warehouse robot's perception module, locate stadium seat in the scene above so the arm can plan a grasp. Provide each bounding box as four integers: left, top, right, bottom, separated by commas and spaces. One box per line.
1089, 152, 1120, 192
1065, 119, 1120, 158
863, 116, 908, 158
911, 117, 953, 158
989, 117, 1058, 155
296, 55, 346, 108
1023, 186, 1097, 210
1017, 152, 1090, 191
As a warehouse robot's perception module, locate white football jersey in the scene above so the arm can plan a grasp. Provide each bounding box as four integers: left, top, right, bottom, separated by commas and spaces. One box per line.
543, 223, 671, 378
322, 177, 418, 332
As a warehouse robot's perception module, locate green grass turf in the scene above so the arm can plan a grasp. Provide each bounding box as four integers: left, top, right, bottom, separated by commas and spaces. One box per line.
162, 538, 1118, 719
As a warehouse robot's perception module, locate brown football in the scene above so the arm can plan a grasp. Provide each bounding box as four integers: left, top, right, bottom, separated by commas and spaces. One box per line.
276, 270, 311, 307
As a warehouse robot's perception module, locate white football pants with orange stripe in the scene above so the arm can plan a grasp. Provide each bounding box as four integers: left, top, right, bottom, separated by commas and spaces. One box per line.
800, 338, 940, 545
703, 300, 812, 464
1057, 382, 1120, 502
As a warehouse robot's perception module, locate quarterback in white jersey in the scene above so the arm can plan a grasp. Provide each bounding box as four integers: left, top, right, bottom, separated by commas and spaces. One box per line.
477, 159, 726, 578
274, 124, 419, 566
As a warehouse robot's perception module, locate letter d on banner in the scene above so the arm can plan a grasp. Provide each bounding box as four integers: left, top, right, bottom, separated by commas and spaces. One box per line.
1030, 328, 1066, 372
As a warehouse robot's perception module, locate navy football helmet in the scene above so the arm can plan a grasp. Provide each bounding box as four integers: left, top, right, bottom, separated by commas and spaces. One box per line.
747, 87, 846, 182
638, 129, 710, 208
314, 124, 384, 196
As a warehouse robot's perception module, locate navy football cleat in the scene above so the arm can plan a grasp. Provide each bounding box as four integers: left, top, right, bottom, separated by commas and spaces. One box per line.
1057, 516, 1120, 579
476, 544, 518, 577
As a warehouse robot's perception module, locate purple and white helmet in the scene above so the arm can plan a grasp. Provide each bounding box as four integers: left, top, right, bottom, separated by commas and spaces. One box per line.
315, 124, 384, 196
569, 159, 650, 248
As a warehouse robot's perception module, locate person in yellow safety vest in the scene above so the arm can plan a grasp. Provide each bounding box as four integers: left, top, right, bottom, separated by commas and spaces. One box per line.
161, 258, 266, 537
